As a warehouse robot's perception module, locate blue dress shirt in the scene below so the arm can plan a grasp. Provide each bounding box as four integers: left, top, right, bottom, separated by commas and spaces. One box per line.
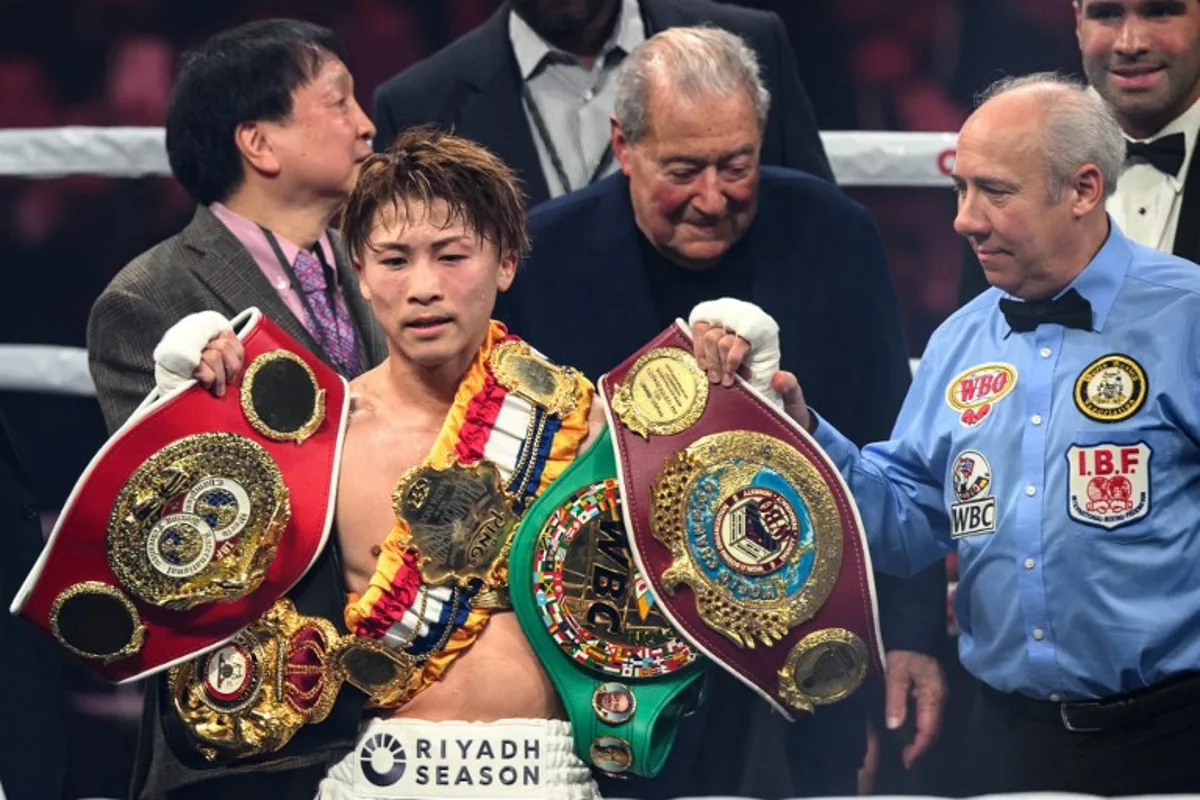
814, 222, 1200, 700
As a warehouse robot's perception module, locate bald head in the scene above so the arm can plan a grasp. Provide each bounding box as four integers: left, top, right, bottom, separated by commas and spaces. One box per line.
966, 73, 1125, 202
951, 73, 1122, 299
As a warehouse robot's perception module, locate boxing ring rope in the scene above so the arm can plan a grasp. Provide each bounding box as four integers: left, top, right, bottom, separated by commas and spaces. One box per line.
0, 127, 957, 394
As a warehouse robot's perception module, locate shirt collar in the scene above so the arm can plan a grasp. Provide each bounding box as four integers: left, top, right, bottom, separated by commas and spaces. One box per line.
508, 0, 645, 81
1060, 217, 1131, 332
209, 201, 337, 283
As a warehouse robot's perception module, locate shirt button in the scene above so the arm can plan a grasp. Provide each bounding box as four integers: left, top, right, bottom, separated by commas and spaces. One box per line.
1031, 414, 1043, 425
1032, 627, 1045, 641
583, 88, 595, 101
1040, 347, 1052, 358
1026, 485, 1037, 497
1024, 557, 1035, 569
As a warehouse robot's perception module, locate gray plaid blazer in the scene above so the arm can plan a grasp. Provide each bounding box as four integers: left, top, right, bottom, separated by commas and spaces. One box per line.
87, 205, 388, 433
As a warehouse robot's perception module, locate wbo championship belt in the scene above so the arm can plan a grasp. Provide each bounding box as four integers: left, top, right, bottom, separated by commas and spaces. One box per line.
598, 322, 883, 720
10, 308, 347, 683
511, 425, 704, 781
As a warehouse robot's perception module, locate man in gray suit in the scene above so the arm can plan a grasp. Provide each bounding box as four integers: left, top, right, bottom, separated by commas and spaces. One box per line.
87, 19, 387, 434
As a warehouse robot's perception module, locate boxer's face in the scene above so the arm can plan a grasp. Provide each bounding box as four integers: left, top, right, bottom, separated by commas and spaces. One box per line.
613, 81, 761, 270
1077, 0, 1200, 138
356, 198, 516, 370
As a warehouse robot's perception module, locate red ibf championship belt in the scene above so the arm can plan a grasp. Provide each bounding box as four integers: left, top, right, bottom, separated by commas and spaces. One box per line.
10, 308, 347, 683
598, 322, 883, 719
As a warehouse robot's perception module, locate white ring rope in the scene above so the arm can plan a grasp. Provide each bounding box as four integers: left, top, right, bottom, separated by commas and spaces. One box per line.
0, 127, 952, 395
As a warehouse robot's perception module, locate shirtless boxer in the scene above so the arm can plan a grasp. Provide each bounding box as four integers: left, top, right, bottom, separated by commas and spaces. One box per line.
159, 127, 759, 799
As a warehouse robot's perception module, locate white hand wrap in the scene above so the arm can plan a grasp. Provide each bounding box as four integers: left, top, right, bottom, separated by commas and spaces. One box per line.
688, 298, 784, 410
152, 310, 233, 395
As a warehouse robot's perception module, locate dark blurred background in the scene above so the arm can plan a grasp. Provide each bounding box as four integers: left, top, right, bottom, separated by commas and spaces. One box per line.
0, 1, 1079, 796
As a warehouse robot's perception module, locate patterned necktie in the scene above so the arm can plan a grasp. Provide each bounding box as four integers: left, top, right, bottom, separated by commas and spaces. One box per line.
291, 249, 362, 377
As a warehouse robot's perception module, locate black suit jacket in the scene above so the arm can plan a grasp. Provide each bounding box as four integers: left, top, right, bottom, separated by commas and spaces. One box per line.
495, 168, 947, 798
960, 152, 1200, 303
0, 410, 69, 800
372, 0, 833, 206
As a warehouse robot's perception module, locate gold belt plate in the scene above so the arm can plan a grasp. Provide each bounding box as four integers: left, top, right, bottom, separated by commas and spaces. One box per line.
392, 461, 518, 589
108, 433, 290, 610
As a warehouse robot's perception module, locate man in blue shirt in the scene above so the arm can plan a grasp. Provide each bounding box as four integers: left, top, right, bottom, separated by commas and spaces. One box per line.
711, 71, 1200, 794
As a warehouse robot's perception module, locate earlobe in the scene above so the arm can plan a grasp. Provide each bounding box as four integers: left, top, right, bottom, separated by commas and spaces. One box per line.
611, 117, 633, 177
236, 122, 280, 177
356, 262, 372, 302
496, 251, 519, 293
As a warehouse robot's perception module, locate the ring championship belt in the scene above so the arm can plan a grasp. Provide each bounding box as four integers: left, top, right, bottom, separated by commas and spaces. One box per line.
598, 322, 883, 720
511, 426, 704, 780
10, 308, 348, 683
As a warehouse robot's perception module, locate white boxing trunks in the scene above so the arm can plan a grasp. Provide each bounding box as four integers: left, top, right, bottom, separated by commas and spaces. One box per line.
317, 718, 602, 800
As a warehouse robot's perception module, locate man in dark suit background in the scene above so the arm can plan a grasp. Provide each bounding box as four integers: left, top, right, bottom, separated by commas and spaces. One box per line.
88, 19, 388, 434
371, 0, 833, 206
497, 26, 947, 799
960, 0, 1200, 302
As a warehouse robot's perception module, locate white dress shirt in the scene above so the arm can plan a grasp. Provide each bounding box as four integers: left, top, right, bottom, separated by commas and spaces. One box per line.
1109, 95, 1200, 252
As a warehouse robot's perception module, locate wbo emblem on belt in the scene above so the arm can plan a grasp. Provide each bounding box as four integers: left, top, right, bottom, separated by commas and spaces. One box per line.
1066, 442, 1152, 530
1074, 354, 1147, 423
599, 323, 883, 721
949, 450, 997, 538
945, 363, 1017, 427
10, 308, 348, 683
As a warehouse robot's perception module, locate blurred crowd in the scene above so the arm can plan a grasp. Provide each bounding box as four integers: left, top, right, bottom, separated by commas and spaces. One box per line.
0, 1, 1081, 797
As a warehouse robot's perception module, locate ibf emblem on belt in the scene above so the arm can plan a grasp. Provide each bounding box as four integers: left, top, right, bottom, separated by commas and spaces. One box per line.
108, 433, 290, 610
652, 431, 842, 648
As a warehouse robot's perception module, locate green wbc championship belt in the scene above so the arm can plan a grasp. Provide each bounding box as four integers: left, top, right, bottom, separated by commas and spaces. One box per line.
511, 426, 705, 780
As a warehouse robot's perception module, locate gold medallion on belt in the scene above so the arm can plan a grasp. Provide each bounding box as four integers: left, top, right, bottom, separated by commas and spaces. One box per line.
169, 598, 418, 760
393, 460, 518, 593
107, 432, 290, 611
651, 430, 844, 649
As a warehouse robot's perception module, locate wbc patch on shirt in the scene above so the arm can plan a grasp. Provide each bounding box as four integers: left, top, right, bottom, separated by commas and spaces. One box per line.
950, 450, 997, 538
945, 363, 1018, 427
1073, 354, 1147, 423
1066, 442, 1152, 529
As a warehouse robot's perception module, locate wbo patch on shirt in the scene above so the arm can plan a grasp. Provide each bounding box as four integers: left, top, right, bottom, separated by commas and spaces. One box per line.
950, 450, 997, 538
945, 363, 1018, 427
1066, 442, 1151, 530
1073, 354, 1147, 423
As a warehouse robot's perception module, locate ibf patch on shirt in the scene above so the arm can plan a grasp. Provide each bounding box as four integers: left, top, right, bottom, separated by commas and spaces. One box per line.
1073, 354, 1147, 423
950, 450, 997, 538
945, 363, 1018, 427
1066, 442, 1151, 529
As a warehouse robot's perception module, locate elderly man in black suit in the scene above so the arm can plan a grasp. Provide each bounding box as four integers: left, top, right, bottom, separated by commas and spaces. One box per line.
372, 0, 833, 206
496, 26, 948, 800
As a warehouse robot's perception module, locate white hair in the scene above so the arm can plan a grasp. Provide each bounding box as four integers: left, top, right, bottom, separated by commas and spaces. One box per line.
613, 26, 771, 143
978, 72, 1126, 200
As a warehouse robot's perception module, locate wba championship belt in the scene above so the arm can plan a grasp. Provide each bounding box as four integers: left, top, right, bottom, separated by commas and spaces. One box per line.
511, 426, 704, 780
10, 308, 348, 683
598, 323, 883, 720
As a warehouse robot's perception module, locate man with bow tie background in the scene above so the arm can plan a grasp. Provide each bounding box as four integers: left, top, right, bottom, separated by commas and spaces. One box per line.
770, 71, 1200, 795
960, 0, 1200, 303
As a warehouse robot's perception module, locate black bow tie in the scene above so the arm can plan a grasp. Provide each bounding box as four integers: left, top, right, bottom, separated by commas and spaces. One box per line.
999, 288, 1093, 333
1126, 132, 1186, 177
